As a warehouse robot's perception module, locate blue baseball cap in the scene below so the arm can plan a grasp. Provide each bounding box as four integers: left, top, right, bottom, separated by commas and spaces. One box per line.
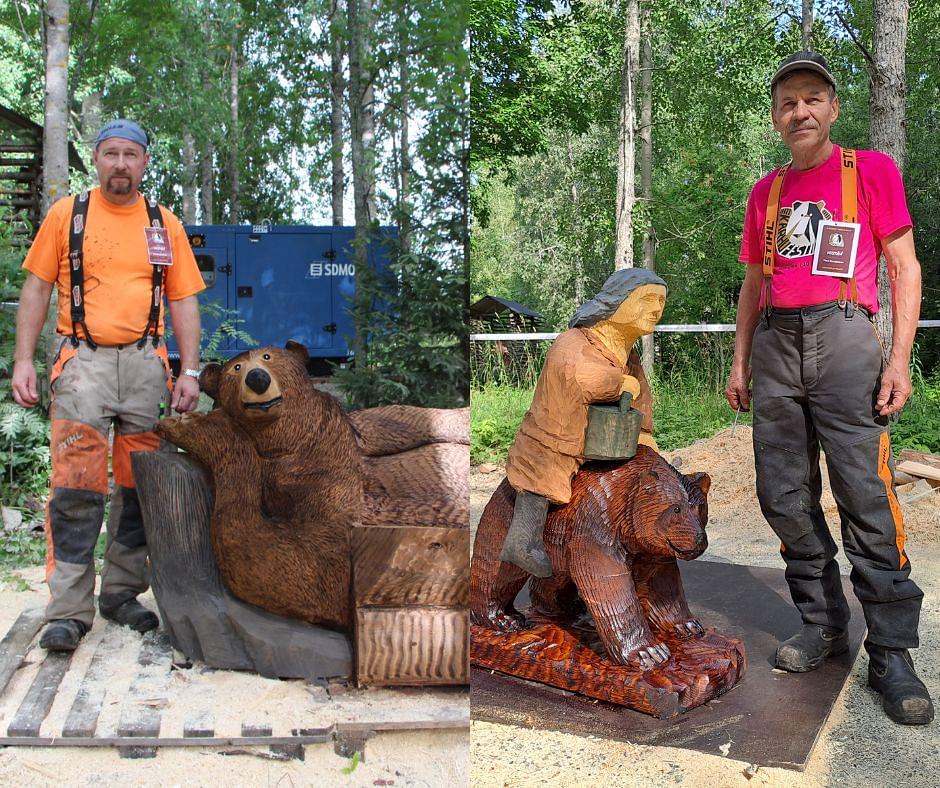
95, 119, 149, 149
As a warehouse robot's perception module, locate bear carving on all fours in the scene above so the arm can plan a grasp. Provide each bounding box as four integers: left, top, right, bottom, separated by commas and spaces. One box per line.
470, 269, 745, 717
155, 341, 469, 635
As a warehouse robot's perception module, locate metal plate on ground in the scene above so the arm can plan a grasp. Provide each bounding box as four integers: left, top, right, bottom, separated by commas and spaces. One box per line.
471, 560, 866, 771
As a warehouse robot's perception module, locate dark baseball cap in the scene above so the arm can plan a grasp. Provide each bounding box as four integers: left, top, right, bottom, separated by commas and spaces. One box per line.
95, 119, 149, 149
770, 51, 836, 94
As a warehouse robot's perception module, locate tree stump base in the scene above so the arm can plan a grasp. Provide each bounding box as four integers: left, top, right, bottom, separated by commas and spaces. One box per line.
133, 451, 353, 682
470, 607, 746, 718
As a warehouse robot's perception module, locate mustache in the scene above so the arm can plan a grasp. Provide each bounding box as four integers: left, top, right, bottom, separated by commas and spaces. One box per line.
788, 123, 818, 133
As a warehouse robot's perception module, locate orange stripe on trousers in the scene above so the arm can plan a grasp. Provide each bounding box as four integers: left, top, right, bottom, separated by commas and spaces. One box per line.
112, 431, 161, 488
877, 431, 908, 569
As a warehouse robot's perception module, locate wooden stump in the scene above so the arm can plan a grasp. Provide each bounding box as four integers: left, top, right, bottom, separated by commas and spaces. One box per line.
470, 608, 746, 718
133, 450, 352, 681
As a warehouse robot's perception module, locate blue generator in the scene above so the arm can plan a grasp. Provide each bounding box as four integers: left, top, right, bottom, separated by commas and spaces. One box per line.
168, 223, 396, 364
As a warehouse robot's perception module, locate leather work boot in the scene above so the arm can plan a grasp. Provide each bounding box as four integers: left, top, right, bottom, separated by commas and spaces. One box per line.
775, 624, 849, 672
499, 491, 552, 577
868, 648, 935, 725
39, 619, 88, 652
100, 598, 159, 633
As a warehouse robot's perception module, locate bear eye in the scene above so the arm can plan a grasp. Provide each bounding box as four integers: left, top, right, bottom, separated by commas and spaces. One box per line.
673, 505, 682, 514
234, 364, 241, 371
263, 353, 271, 360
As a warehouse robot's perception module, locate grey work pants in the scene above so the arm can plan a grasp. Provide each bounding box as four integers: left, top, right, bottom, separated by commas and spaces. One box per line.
751, 303, 922, 650
45, 339, 172, 627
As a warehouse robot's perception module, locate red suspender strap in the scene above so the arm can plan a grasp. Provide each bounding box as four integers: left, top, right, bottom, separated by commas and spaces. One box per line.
838, 148, 858, 312
762, 164, 789, 318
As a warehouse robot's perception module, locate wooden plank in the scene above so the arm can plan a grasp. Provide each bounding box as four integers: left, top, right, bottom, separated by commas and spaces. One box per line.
898, 449, 940, 470
0, 608, 44, 696
183, 710, 214, 738
356, 607, 468, 686
117, 633, 173, 758
352, 526, 469, 607
896, 461, 940, 482
7, 652, 74, 737
62, 627, 122, 737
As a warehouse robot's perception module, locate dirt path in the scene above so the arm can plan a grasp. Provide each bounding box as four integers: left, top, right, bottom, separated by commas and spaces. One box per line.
469, 427, 940, 787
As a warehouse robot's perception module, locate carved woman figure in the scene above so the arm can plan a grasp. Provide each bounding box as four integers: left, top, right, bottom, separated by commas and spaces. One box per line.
499, 268, 668, 576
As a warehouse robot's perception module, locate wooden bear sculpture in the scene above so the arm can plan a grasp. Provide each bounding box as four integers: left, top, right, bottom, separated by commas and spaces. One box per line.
471, 446, 746, 715
473, 446, 710, 668
157, 342, 469, 633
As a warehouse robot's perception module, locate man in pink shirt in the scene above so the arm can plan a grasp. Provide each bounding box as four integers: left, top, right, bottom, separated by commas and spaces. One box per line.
726, 52, 932, 725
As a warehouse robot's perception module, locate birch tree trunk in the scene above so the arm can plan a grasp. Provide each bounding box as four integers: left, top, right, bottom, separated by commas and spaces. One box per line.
348, 0, 377, 365
398, 6, 412, 255
639, 1, 655, 374
42, 0, 70, 215
870, 0, 909, 364
330, 0, 345, 226
229, 28, 241, 223
182, 128, 197, 223
200, 143, 214, 224
614, 0, 639, 271
802, 0, 814, 50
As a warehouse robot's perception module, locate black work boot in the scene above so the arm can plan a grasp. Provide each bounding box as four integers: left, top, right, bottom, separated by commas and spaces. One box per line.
499, 491, 552, 577
868, 647, 935, 725
39, 619, 88, 652
775, 624, 848, 672
100, 597, 159, 633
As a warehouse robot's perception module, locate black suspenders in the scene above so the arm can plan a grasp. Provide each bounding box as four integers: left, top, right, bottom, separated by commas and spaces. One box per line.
67, 192, 166, 349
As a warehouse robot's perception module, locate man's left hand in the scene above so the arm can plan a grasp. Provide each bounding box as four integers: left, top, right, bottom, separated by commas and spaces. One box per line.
172, 374, 201, 413
876, 362, 912, 416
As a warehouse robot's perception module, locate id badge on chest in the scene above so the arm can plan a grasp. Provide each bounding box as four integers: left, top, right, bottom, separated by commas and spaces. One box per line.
811, 220, 860, 278
144, 226, 173, 266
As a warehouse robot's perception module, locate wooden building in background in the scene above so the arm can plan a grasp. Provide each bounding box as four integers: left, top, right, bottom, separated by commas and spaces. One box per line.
0, 105, 86, 246
470, 295, 545, 385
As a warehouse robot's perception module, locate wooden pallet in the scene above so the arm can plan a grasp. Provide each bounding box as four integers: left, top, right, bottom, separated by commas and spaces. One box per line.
0, 608, 468, 760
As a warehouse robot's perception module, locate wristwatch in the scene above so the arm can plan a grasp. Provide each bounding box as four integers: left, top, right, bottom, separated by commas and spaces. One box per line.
182, 368, 201, 379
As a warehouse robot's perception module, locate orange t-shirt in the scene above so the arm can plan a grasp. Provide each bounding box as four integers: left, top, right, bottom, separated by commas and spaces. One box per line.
23, 188, 206, 346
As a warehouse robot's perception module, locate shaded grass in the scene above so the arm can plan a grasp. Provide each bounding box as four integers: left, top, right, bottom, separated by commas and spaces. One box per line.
470, 367, 940, 464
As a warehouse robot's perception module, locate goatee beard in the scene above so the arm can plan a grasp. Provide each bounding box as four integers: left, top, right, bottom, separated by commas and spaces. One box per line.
107, 178, 133, 195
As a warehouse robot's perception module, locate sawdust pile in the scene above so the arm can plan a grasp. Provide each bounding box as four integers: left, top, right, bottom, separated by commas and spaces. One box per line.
666, 426, 940, 546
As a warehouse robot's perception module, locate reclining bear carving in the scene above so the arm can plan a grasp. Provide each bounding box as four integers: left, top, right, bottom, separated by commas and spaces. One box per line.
472, 446, 712, 670
157, 342, 469, 632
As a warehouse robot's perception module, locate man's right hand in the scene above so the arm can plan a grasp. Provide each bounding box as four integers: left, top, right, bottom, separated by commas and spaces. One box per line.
11, 359, 39, 408
725, 365, 752, 412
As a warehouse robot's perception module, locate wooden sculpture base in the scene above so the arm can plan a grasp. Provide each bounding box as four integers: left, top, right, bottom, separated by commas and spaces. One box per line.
471, 608, 745, 718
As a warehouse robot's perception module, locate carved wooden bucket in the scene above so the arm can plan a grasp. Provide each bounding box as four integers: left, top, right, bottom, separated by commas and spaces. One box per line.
582, 392, 642, 461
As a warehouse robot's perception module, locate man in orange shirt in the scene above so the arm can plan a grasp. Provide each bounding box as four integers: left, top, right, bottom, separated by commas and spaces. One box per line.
11, 119, 206, 651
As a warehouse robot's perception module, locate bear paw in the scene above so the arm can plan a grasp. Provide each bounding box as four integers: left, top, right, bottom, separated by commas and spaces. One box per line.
632, 642, 671, 671
673, 619, 706, 639
478, 605, 527, 633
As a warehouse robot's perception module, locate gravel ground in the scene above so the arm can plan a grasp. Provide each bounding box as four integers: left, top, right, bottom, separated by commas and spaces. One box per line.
469, 427, 940, 787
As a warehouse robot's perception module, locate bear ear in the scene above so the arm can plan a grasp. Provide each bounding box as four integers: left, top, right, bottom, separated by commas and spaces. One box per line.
688, 471, 711, 497
285, 340, 310, 366
199, 363, 222, 399
640, 469, 660, 489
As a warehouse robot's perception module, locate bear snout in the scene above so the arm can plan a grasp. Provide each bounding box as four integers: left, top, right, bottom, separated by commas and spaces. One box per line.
245, 368, 271, 394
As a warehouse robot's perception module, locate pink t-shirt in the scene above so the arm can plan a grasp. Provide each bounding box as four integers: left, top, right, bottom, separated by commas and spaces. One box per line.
739, 145, 912, 313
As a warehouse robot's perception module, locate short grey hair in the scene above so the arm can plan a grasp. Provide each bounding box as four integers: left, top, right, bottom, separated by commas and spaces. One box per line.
568, 269, 668, 328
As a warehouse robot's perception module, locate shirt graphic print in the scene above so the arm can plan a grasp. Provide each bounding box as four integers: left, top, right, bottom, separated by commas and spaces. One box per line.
776, 200, 833, 260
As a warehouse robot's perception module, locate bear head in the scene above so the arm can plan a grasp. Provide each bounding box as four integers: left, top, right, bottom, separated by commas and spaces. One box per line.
199, 341, 311, 430
621, 465, 711, 561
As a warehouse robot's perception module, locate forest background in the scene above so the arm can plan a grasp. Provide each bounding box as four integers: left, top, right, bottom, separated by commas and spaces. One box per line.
0, 0, 467, 560
470, 0, 940, 463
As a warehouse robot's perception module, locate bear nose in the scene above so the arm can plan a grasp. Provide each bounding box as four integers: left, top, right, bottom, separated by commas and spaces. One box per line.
245, 368, 271, 394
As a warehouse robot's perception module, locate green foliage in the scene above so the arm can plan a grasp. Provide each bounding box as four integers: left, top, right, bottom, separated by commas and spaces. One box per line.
470, 384, 533, 464
335, 243, 467, 409
891, 353, 940, 454
0, 528, 46, 570
0, 209, 51, 512
340, 750, 361, 775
